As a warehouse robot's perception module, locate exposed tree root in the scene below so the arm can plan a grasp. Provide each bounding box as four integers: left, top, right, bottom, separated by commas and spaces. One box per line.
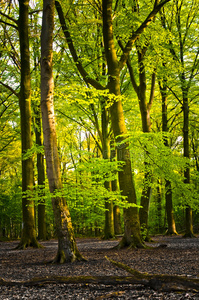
1, 272, 199, 292
1, 258, 199, 293
51, 250, 86, 264
183, 232, 196, 238
165, 230, 178, 236
15, 239, 43, 250
0, 276, 145, 286
115, 235, 146, 249
105, 257, 199, 292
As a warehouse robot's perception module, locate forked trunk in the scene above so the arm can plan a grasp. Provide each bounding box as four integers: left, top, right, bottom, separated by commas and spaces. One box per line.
102, 0, 143, 248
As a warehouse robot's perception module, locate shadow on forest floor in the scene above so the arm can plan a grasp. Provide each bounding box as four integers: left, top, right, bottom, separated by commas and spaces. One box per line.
0, 235, 199, 299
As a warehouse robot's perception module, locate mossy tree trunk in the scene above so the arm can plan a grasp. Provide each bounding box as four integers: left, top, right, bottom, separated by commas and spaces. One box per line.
125, 46, 154, 241
56, 0, 170, 247
41, 0, 83, 262
17, 0, 40, 249
102, 0, 143, 248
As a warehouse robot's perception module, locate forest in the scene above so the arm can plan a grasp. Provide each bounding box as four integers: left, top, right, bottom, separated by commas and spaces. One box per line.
0, 0, 199, 264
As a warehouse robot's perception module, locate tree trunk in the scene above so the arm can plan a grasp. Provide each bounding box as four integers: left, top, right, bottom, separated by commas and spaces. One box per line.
35, 108, 46, 240
165, 180, 177, 235
102, 101, 114, 239
160, 81, 178, 235
127, 48, 154, 241
183, 92, 194, 237
110, 142, 122, 235
139, 171, 152, 241
17, 0, 40, 249
102, 0, 143, 248
41, 0, 83, 262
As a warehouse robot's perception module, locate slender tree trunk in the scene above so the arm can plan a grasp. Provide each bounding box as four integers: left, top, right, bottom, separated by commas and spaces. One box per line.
165, 180, 177, 234
156, 183, 162, 233
111, 142, 122, 235
17, 0, 40, 249
103, 0, 143, 248
41, 0, 83, 262
183, 91, 194, 237
112, 179, 122, 235
127, 49, 154, 241
160, 82, 178, 235
35, 108, 46, 240
102, 101, 114, 239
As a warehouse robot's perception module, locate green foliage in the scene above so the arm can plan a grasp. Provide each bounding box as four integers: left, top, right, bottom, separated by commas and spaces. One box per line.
0, 0, 199, 239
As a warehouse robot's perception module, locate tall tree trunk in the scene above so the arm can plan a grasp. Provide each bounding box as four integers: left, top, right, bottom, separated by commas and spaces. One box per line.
102, 105, 114, 239
41, 0, 83, 262
111, 141, 122, 235
156, 183, 162, 233
17, 0, 40, 249
35, 108, 46, 240
56, 0, 170, 248
102, 0, 143, 248
183, 91, 194, 237
160, 81, 177, 235
112, 178, 122, 235
126, 48, 154, 241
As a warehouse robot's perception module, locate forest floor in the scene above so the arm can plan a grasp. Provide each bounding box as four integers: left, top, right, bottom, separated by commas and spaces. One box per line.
1, 235, 199, 299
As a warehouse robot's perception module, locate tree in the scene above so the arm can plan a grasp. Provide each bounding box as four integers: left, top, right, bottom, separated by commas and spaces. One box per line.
159, 78, 178, 235
55, 0, 170, 248
17, 0, 41, 248
160, 0, 199, 237
40, 0, 83, 262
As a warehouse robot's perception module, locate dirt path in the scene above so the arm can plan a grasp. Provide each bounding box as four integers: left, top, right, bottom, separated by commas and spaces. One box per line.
0, 235, 199, 299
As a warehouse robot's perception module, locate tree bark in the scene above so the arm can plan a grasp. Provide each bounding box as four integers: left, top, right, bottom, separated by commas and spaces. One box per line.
17, 0, 40, 249
56, 0, 170, 248
1, 273, 199, 292
183, 92, 194, 237
40, 0, 83, 262
160, 81, 178, 235
102, 0, 143, 248
126, 47, 154, 241
35, 107, 46, 240
101, 101, 115, 239
111, 142, 122, 235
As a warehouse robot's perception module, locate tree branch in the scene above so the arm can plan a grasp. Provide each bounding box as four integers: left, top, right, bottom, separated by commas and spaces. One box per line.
0, 81, 19, 97
0, 19, 18, 30
119, 0, 171, 70
55, 1, 105, 91
0, 11, 18, 27
148, 72, 156, 110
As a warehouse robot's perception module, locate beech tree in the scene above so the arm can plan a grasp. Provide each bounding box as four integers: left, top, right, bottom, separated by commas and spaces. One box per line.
0, 0, 41, 248
160, 0, 199, 237
55, 0, 170, 248
41, 0, 83, 262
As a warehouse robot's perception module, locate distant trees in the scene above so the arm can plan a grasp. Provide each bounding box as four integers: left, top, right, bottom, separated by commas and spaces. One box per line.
0, 0, 199, 254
